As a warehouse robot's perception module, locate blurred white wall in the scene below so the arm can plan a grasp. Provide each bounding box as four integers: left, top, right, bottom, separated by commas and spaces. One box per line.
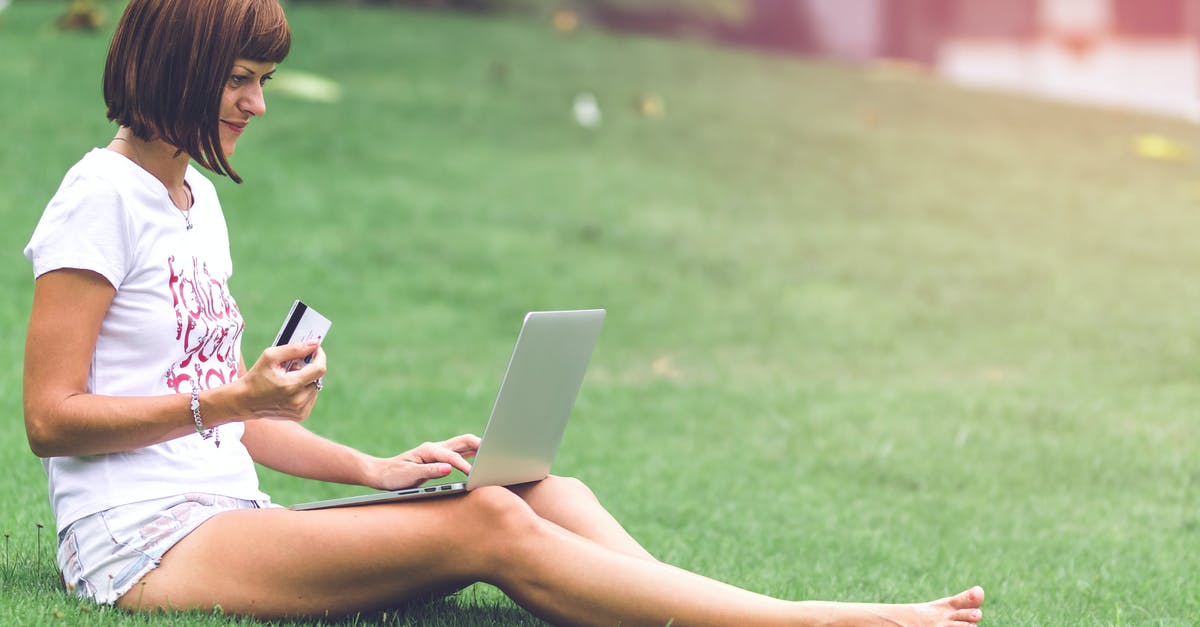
938, 0, 1200, 120
939, 38, 1200, 120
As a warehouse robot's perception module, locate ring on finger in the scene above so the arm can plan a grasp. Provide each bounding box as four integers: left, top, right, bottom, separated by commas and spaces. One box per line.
311, 377, 324, 391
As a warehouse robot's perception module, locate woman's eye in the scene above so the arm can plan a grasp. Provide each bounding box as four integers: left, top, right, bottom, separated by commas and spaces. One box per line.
228, 75, 249, 86
260, 75, 273, 86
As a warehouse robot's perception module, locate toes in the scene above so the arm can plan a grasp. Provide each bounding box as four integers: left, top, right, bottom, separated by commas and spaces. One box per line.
950, 607, 983, 623
949, 585, 985, 610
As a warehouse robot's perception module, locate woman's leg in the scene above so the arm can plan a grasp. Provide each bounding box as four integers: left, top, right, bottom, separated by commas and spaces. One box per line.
500, 477, 984, 626
119, 486, 983, 626
509, 475, 656, 561
478, 502, 984, 627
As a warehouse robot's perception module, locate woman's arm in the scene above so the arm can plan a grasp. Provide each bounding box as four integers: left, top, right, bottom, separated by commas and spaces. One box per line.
240, 420, 375, 485
241, 412, 480, 491
236, 355, 480, 490
23, 269, 324, 458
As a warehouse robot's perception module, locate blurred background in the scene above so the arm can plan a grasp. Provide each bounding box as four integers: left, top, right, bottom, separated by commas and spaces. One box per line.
3, 1, 1199, 624
47, 0, 1200, 120
288, 0, 1200, 121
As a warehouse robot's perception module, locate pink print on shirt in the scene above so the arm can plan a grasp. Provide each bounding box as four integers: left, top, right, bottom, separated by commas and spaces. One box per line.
163, 255, 244, 393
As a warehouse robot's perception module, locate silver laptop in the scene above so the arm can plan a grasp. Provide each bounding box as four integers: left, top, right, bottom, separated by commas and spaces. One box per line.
290, 309, 605, 511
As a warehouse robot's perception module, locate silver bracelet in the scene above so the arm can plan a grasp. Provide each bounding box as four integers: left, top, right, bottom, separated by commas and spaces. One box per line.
190, 386, 220, 448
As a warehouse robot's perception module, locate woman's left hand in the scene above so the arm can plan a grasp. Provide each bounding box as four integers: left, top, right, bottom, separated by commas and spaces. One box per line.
365, 433, 481, 490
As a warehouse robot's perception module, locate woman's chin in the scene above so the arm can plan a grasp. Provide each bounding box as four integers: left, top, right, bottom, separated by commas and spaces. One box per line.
217, 135, 238, 160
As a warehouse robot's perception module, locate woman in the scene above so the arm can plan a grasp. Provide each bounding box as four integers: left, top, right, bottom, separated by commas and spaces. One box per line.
22, 0, 986, 624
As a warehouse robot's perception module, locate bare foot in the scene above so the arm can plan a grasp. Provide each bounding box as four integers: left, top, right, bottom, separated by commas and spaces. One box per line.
911, 586, 985, 626
798, 586, 985, 626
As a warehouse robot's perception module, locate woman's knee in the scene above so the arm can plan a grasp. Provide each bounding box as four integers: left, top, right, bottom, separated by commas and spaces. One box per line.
463, 486, 542, 534
541, 475, 597, 501
460, 487, 548, 573
514, 475, 598, 508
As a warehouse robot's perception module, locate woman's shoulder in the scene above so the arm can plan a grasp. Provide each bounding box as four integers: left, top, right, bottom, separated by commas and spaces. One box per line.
54, 148, 147, 203
27, 150, 148, 285
32, 149, 164, 250
45, 151, 127, 212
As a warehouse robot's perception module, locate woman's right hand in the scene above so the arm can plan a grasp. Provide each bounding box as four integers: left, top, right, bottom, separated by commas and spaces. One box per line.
231, 341, 327, 422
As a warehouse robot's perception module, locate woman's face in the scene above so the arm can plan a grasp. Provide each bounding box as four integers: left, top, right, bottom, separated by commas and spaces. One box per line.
219, 58, 276, 158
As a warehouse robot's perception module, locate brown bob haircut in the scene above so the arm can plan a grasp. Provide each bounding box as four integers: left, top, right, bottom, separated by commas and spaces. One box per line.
104, 0, 291, 184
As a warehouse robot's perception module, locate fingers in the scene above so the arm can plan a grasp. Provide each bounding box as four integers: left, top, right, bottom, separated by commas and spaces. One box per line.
417, 461, 454, 482
265, 343, 326, 388
273, 341, 326, 379
442, 433, 481, 456
294, 345, 327, 387
422, 442, 474, 475
266, 340, 322, 366
378, 435, 480, 489
240, 343, 327, 421
409, 439, 475, 475
372, 457, 454, 491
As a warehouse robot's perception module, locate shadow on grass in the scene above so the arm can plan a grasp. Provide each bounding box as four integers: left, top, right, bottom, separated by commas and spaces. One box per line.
360, 590, 549, 627
344, 603, 545, 626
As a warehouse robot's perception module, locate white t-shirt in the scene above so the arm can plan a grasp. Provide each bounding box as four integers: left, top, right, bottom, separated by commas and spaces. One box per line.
25, 148, 269, 533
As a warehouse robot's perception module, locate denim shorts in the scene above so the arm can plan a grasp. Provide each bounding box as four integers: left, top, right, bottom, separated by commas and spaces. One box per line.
57, 493, 273, 605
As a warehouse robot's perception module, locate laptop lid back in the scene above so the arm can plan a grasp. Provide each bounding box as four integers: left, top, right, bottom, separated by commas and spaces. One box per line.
466, 309, 605, 490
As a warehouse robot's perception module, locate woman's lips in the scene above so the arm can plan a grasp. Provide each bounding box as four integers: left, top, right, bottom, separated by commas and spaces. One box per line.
221, 120, 246, 135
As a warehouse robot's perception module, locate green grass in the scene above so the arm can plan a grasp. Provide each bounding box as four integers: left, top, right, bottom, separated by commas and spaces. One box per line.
2, 1, 1200, 625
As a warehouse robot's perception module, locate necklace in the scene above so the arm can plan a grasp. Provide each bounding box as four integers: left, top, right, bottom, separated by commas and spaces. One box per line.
111, 135, 194, 230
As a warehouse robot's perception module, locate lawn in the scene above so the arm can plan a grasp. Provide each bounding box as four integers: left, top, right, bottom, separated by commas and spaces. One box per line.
1, 1, 1198, 625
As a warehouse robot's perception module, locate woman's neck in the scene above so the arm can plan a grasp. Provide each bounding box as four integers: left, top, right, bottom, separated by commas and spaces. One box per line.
107, 128, 193, 210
